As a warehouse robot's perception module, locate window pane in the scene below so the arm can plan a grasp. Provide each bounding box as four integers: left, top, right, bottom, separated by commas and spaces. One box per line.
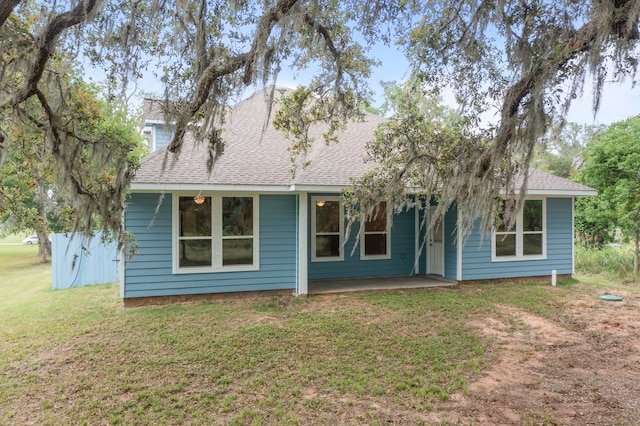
523, 200, 543, 232
180, 197, 211, 237
496, 216, 511, 232
433, 215, 443, 243
223, 197, 253, 236
316, 235, 340, 257
523, 234, 543, 255
316, 201, 340, 233
222, 239, 253, 265
365, 202, 387, 232
179, 239, 212, 267
496, 201, 515, 232
495, 234, 516, 256
365, 233, 387, 256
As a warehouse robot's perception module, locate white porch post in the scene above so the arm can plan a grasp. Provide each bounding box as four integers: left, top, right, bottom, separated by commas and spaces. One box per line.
297, 192, 309, 295
572, 197, 575, 275
456, 212, 463, 281
414, 202, 420, 274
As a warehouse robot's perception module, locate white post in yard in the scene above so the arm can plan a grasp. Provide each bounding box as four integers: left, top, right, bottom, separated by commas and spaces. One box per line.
552, 269, 557, 287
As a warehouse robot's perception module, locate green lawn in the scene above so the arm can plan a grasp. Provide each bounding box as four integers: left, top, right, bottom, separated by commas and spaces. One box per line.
0, 243, 635, 425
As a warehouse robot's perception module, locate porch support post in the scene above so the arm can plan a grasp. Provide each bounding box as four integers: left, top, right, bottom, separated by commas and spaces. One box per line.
456, 210, 463, 281
571, 197, 575, 275
297, 192, 308, 295
120, 210, 126, 299
414, 199, 421, 275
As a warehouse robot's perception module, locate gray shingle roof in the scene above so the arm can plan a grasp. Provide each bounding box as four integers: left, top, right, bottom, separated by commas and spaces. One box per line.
135, 88, 385, 189
519, 168, 596, 195
135, 90, 295, 187
132, 88, 595, 196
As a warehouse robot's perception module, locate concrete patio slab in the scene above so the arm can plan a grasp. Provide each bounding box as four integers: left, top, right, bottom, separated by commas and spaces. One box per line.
309, 275, 457, 295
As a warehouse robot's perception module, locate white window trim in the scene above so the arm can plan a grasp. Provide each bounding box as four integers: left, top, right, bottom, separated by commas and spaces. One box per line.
172, 193, 259, 274
491, 197, 547, 262
142, 125, 157, 152
360, 201, 392, 261
311, 196, 344, 262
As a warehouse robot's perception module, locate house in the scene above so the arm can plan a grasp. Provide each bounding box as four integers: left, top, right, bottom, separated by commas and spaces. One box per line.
122, 88, 596, 304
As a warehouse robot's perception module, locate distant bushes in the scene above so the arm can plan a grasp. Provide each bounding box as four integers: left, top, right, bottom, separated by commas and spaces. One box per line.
575, 243, 636, 282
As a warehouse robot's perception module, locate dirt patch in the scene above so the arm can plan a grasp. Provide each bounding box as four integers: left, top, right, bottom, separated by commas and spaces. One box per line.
426, 296, 640, 425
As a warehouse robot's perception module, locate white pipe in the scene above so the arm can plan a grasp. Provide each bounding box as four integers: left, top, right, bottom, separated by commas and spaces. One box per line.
552, 269, 557, 287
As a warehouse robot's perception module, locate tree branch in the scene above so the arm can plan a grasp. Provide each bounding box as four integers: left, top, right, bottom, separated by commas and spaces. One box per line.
0, 0, 21, 28
168, 0, 301, 155
4, 0, 99, 108
34, 88, 62, 155
495, 20, 600, 155
303, 14, 343, 87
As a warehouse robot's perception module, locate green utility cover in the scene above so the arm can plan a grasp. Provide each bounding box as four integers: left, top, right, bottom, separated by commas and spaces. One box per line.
600, 295, 623, 302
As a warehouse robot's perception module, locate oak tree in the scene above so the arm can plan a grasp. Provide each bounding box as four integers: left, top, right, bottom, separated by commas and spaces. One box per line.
0, 0, 638, 240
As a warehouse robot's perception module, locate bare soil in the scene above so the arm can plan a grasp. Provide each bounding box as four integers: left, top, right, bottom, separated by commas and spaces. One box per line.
422, 287, 640, 425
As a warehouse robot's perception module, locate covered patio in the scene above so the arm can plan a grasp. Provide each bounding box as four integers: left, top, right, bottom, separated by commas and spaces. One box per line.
308, 275, 457, 295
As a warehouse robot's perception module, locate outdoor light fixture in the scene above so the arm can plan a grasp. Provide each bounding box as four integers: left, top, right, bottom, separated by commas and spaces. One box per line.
316, 200, 325, 207
194, 195, 205, 205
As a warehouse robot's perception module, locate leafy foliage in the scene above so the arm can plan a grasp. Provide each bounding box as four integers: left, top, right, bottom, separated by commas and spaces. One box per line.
0, 40, 143, 253
344, 78, 507, 246
577, 115, 640, 272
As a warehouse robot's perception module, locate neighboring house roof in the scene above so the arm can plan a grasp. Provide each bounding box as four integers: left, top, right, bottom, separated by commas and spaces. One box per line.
142, 98, 170, 123
132, 88, 596, 196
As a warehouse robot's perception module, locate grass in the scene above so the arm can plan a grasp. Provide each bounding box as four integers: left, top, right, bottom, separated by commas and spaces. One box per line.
575, 243, 637, 282
0, 242, 636, 425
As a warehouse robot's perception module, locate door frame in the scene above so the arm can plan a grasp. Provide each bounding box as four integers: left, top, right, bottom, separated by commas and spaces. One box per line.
427, 206, 444, 276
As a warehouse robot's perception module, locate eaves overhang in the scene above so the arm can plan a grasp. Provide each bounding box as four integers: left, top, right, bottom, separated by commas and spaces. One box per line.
129, 183, 597, 197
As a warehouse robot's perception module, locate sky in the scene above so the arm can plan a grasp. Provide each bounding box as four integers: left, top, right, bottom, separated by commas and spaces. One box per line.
123, 37, 640, 128
274, 39, 640, 127
565, 79, 640, 125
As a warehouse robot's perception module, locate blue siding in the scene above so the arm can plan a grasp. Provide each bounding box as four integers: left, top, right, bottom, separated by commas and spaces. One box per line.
308, 194, 416, 280
461, 197, 573, 280
155, 125, 173, 150
123, 193, 297, 298
148, 123, 174, 151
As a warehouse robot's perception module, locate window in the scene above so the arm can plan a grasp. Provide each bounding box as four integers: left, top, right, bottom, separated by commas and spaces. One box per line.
142, 125, 156, 151
312, 197, 343, 261
222, 196, 254, 266
361, 201, 391, 259
178, 196, 213, 267
174, 194, 258, 273
493, 198, 545, 261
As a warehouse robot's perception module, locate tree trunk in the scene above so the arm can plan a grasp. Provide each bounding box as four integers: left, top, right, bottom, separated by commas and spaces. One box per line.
34, 176, 50, 263
36, 229, 50, 263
